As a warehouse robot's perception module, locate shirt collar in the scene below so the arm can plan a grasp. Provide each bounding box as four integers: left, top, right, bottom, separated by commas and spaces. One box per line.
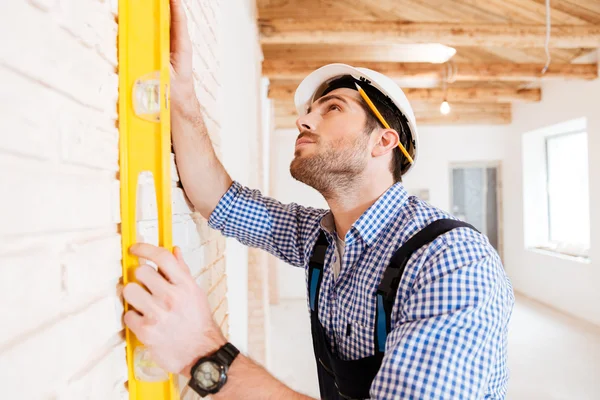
319, 182, 409, 247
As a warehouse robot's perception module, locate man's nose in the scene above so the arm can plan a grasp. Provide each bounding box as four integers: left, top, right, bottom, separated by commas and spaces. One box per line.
296, 112, 317, 132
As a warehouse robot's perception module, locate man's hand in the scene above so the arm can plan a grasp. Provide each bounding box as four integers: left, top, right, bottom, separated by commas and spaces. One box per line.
123, 244, 226, 376
169, 0, 195, 108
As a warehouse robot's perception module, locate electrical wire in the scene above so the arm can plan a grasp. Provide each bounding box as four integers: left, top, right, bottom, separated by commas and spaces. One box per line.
441, 61, 456, 97
521, 0, 552, 90
541, 0, 552, 75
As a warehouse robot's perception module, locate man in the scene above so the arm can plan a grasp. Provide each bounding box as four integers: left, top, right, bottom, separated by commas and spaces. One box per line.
123, 0, 514, 398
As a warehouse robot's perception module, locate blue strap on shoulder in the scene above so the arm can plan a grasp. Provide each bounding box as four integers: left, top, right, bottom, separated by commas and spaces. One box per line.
308, 232, 328, 312
374, 219, 478, 353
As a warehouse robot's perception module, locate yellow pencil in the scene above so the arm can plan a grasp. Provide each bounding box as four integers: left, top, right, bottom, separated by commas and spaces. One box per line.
355, 83, 414, 164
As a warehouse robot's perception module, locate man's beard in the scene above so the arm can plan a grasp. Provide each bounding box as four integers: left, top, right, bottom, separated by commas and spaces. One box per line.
290, 134, 368, 198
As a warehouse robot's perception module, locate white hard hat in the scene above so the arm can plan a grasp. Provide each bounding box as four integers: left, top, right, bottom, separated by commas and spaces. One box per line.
294, 63, 419, 176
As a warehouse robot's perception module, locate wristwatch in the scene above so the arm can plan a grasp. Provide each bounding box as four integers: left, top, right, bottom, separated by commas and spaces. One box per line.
188, 342, 240, 397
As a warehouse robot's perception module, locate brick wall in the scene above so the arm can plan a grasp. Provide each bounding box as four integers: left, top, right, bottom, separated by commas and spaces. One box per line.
0, 1, 228, 398
268, 255, 281, 305
247, 248, 269, 365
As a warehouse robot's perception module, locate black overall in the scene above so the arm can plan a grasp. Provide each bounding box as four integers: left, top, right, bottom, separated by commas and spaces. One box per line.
307, 219, 476, 400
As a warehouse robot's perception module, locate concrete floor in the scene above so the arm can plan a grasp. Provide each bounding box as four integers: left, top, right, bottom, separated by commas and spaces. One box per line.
267, 294, 600, 399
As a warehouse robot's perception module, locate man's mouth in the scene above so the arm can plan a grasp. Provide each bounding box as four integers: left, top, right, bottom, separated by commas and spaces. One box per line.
296, 132, 317, 148
295, 138, 314, 147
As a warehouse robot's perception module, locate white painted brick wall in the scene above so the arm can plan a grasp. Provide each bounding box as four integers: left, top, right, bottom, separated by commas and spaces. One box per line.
0, 0, 232, 398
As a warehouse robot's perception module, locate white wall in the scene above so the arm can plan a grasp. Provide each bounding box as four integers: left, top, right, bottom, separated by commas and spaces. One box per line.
219, 0, 262, 353
270, 130, 327, 299
403, 125, 509, 212
504, 78, 600, 327
0, 1, 230, 398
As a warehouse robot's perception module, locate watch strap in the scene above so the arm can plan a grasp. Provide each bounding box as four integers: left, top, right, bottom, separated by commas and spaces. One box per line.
215, 342, 240, 368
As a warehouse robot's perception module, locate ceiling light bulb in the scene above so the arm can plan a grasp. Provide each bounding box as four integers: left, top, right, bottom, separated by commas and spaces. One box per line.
440, 100, 451, 115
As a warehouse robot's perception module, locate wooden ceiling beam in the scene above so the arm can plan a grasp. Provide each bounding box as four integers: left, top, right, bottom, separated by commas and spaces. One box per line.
263, 60, 598, 81
262, 43, 591, 65
274, 112, 511, 127
259, 20, 600, 48
275, 101, 511, 115
263, 43, 457, 63
268, 81, 541, 103
273, 101, 512, 125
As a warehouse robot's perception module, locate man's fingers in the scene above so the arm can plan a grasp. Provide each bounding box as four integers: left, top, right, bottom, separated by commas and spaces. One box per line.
135, 264, 172, 297
123, 282, 163, 317
130, 243, 187, 284
173, 246, 184, 263
173, 246, 192, 275
169, 0, 190, 53
170, 0, 187, 28
123, 310, 145, 338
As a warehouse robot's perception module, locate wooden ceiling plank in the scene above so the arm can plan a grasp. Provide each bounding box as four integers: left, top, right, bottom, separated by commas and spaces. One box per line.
262, 60, 598, 81
531, 0, 600, 24
262, 43, 449, 63
344, 0, 511, 23
505, 0, 592, 24
274, 99, 511, 116
409, 102, 512, 114
259, 20, 600, 48
453, 0, 541, 23
257, 0, 378, 20
415, 112, 512, 125
474, 47, 559, 63
403, 87, 540, 103
448, 47, 512, 63
489, 46, 590, 63
268, 81, 541, 103
331, 0, 408, 21
262, 43, 590, 64
429, 0, 513, 23
457, 0, 590, 24
259, 0, 600, 24
421, 0, 513, 23
454, 62, 597, 80
563, 0, 600, 16
375, 0, 466, 23
273, 111, 512, 127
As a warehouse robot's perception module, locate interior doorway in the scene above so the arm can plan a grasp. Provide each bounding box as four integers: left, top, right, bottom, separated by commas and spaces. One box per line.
450, 162, 503, 260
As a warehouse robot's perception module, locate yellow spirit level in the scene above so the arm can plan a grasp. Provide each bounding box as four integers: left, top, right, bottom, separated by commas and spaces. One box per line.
118, 0, 179, 398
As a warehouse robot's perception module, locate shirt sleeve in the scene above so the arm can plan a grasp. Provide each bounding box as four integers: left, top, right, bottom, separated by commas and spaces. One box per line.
208, 181, 327, 268
369, 238, 514, 400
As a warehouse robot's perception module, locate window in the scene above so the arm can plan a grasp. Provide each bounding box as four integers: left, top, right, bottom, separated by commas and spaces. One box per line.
546, 132, 590, 255
523, 118, 590, 260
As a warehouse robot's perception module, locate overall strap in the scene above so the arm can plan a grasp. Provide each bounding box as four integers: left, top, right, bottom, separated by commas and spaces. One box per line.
374, 219, 478, 353
309, 231, 329, 312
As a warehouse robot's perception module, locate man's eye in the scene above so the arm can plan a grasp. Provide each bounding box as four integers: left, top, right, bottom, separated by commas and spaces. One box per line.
328, 104, 341, 112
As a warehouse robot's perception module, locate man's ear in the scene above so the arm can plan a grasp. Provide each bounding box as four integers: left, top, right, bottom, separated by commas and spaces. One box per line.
372, 129, 399, 158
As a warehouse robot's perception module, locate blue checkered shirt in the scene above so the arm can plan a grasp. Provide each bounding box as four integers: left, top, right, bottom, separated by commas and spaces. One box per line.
209, 181, 514, 399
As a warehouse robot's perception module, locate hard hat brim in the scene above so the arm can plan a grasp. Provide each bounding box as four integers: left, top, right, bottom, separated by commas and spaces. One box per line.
294, 63, 368, 116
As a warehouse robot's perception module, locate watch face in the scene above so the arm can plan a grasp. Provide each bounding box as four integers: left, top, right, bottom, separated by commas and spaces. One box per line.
193, 360, 223, 391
